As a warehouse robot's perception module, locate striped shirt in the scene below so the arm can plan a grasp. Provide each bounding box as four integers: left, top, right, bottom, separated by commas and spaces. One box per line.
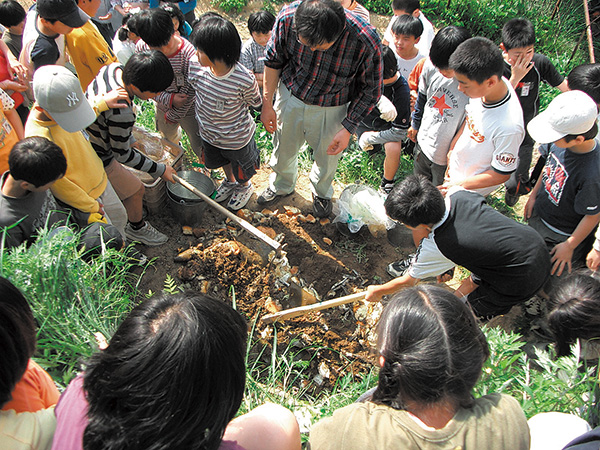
188, 61, 261, 150
86, 63, 165, 177
136, 37, 196, 123
265, 0, 383, 133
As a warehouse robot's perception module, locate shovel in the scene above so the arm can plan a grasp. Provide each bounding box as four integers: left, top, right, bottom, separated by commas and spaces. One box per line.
173, 174, 282, 255
173, 174, 317, 309
261, 291, 367, 324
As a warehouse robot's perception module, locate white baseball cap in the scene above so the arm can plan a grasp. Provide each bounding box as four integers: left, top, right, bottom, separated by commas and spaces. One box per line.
527, 90, 598, 144
33, 65, 96, 133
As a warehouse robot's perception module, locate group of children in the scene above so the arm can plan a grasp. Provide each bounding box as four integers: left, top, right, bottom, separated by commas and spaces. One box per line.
0, 0, 600, 447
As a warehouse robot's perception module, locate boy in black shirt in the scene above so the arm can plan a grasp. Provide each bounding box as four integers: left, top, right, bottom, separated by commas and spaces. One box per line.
366, 174, 550, 318
500, 18, 568, 206
524, 90, 600, 280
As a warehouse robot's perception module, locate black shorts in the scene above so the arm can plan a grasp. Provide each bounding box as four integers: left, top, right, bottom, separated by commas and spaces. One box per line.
201, 138, 259, 183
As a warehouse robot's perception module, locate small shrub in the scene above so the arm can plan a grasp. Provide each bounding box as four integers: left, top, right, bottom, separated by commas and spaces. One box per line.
212, 0, 247, 13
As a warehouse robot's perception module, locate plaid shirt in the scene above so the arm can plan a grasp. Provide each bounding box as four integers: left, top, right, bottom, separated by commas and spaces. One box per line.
265, 0, 383, 133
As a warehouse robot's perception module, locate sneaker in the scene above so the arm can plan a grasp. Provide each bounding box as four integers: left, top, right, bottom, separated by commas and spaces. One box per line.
227, 183, 254, 210
125, 222, 168, 246
386, 254, 415, 277
313, 195, 332, 218
379, 181, 395, 196
256, 186, 292, 205
504, 189, 520, 207
214, 180, 238, 203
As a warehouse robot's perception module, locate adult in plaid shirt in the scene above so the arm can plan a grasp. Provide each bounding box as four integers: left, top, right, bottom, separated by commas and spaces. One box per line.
257, 0, 383, 217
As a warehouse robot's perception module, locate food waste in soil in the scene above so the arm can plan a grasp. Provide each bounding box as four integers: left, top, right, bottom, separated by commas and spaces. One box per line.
168, 205, 402, 393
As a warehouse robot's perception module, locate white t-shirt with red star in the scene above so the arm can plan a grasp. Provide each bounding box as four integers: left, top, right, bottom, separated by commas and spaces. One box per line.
415, 59, 469, 165
447, 78, 524, 196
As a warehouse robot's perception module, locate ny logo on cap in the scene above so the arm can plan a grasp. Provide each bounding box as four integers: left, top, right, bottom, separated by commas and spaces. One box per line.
66, 92, 79, 107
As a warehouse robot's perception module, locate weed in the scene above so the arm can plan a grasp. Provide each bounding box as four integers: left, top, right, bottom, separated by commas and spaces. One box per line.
0, 227, 140, 386
163, 274, 182, 295
334, 239, 369, 264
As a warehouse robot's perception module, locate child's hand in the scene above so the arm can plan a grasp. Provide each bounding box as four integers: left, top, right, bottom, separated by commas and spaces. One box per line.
407, 127, 418, 142
586, 248, 600, 271
104, 87, 130, 109
9, 61, 28, 83
550, 241, 574, 276
509, 53, 534, 85
365, 285, 383, 303
0, 79, 27, 92
172, 93, 188, 108
161, 165, 177, 183
523, 196, 535, 220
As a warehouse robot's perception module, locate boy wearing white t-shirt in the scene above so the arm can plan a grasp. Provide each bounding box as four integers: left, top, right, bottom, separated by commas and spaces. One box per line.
389, 14, 426, 81
382, 0, 435, 56
443, 37, 524, 197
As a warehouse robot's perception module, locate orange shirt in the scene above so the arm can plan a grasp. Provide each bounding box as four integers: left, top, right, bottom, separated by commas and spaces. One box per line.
2, 360, 59, 413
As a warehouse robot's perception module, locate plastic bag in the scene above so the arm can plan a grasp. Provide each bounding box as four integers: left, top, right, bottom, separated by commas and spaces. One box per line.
333, 184, 394, 235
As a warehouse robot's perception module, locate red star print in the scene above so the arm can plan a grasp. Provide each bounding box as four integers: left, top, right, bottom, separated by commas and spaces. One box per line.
432, 94, 451, 116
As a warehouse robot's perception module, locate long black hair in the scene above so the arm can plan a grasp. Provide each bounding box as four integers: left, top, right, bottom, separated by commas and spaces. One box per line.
372, 285, 489, 410
82, 292, 248, 450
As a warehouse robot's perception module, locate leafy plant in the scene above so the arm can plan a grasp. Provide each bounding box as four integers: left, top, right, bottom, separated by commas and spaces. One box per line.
212, 0, 247, 13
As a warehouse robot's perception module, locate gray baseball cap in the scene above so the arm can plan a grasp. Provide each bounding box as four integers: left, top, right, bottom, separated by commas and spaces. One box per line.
36, 0, 89, 28
33, 65, 96, 133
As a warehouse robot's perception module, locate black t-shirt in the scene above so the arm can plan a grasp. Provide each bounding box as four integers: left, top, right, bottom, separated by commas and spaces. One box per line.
30, 13, 61, 71
434, 190, 550, 298
503, 53, 564, 123
534, 142, 600, 234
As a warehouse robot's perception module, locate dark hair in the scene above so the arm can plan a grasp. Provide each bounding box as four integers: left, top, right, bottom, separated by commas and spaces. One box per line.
563, 122, 599, 143
123, 50, 174, 93
117, 13, 132, 42
384, 175, 445, 227
449, 37, 505, 84
0, 277, 37, 408
0, 0, 25, 27
382, 45, 398, 79
548, 273, 600, 357
294, 0, 346, 48
391, 14, 423, 39
248, 10, 275, 34
372, 285, 489, 410
391, 0, 420, 13
83, 292, 247, 450
9, 137, 67, 187
191, 15, 241, 67
135, 8, 174, 48
501, 18, 535, 51
160, 2, 187, 36
568, 64, 600, 104
429, 25, 471, 70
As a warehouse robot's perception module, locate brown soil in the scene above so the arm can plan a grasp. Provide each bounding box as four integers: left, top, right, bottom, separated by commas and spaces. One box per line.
137, 167, 407, 391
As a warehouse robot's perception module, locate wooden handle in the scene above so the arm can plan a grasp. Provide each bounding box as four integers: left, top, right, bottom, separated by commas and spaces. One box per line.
261, 291, 367, 324
174, 175, 282, 254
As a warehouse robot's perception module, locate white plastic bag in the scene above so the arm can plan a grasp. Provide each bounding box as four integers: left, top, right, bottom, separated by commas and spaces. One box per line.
333, 184, 394, 234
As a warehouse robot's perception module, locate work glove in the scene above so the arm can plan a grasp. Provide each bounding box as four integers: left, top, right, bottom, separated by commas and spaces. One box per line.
358, 131, 378, 151
377, 95, 397, 122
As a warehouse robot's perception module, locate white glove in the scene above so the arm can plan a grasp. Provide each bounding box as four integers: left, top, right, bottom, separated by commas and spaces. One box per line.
377, 95, 397, 122
358, 131, 377, 151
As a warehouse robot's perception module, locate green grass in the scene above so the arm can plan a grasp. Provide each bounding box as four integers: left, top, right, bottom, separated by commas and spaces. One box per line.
0, 227, 141, 386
